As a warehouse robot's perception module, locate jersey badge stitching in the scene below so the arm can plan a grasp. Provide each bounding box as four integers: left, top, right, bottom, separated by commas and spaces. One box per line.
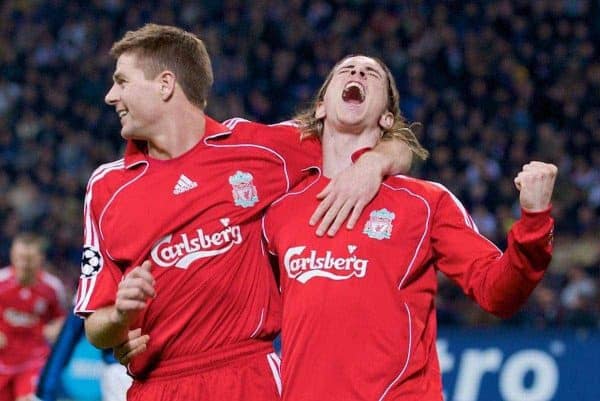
229, 171, 259, 207
363, 208, 395, 240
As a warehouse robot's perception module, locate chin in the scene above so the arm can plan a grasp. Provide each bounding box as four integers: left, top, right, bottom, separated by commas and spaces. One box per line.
339, 114, 366, 127
120, 127, 136, 140
340, 104, 368, 120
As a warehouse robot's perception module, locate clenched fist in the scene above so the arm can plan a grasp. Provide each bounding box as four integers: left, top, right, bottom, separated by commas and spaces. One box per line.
514, 161, 558, 212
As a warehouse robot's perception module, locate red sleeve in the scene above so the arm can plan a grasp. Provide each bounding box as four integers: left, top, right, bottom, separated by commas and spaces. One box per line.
431, 190, 554, 318
74, 173, 123, 317
225, 119, 322, 189
262, 206, 279, 256
264, 123, 321, 186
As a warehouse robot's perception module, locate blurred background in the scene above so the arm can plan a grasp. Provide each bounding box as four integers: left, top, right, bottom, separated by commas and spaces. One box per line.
0, 0, 598, 400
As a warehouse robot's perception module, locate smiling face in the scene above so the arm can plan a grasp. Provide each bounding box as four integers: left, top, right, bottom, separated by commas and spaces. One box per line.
104, 52, 164, 141
316, 56, 392, 133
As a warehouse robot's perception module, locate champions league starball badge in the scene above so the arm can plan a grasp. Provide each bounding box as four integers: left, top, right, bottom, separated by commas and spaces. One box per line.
363, 208, 395, 240
229, 171, 259, 208
81, 246, 103, 278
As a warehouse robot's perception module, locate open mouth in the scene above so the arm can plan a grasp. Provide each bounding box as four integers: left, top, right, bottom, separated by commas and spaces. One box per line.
342, 82, 365, 104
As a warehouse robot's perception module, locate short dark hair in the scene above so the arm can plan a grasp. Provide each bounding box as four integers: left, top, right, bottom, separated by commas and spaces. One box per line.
110, 23, 214, 109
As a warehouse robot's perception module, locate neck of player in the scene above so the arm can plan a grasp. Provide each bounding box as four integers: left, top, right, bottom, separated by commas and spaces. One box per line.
147, 108, 207, 160
321, 121, 381, 178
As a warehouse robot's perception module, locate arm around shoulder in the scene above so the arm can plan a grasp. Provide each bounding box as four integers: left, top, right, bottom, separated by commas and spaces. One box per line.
365, 139, 413, 177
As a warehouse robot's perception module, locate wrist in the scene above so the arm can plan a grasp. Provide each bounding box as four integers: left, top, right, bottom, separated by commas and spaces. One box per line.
351, 147, 373, 163
110, 307, 129, 327
353, 149, 387, 178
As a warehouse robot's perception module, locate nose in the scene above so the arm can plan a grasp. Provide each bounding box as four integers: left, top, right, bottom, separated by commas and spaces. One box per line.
350, 68, 366, 78
105, 83, 118, 106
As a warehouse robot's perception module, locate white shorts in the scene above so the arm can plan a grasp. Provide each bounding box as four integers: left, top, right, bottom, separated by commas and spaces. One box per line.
100, 363, 132, 401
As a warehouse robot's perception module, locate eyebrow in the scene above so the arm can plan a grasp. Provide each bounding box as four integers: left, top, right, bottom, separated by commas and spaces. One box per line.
339, 64, 383, 78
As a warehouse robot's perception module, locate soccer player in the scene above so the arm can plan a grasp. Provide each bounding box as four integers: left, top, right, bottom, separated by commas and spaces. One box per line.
74, 25, 412, 401
0, 233, 66, 401
262, 55, 558, 400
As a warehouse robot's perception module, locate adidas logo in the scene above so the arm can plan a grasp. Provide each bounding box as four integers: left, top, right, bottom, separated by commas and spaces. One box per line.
173, 174, 198, 195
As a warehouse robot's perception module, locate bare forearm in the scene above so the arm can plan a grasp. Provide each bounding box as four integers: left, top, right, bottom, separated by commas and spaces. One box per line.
84, 306, 129, 349
369, 139, 413, 176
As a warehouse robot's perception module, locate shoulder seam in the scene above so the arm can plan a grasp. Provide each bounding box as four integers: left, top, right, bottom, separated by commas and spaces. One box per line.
223, 117, 251, 130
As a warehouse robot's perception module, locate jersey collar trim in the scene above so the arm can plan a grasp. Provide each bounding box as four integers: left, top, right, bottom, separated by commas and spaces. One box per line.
123, 116, 231, 169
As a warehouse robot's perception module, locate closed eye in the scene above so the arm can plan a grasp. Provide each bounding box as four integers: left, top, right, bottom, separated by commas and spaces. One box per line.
365, 67, 383, 79
337, 65, 382, 79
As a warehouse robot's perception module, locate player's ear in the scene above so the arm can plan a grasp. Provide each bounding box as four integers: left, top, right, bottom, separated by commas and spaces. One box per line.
379, 111, 394, 130
315, 101, 326, 119
157, 70, 176, 101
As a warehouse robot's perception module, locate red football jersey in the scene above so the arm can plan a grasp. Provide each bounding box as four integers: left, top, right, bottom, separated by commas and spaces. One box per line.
0, 267, 66, 372
74, 117, 320, 378
263, 171, 554, 401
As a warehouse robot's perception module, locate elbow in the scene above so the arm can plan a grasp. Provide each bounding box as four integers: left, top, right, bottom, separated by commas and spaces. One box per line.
83, 317, 104, 349
83, 314, 122, 350
481, 291, 531, 320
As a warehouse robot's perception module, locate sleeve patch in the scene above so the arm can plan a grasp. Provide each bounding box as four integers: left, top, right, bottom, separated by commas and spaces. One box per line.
81, 246, 103, 278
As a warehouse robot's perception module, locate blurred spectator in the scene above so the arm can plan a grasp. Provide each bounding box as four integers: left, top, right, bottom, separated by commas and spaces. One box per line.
0, 0, 598, 328
561, 265, 598, 327
0, 233, 67, 401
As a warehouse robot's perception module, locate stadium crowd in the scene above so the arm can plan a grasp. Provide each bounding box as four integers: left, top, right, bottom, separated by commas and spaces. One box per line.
0, 0, 598, 329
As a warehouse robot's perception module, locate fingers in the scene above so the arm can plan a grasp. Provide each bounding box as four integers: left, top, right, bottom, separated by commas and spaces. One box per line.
128, 327, 143, 340
515, 161, 558, 211
135, 261, 155, 287
317, 198, 352, 237
514, 174, 523, 191
140, 260, 153, 272
115, 297, 148, 312
118, 276, 155, 299
515, 162, 558, 189
114, 328, 150, 365
310, 184, 333, 227
119, 261, 156, 299
114, 261, 156, 323
315, 183, 331, 201
315, 198, 340, 236
346, 199, 367, 230
310, 163, 381, 236
521, 161, 556, 172
328, 200, 354, 236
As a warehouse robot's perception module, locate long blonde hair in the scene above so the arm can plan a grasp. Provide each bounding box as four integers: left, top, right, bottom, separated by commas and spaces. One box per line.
294, 55, 429, 161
